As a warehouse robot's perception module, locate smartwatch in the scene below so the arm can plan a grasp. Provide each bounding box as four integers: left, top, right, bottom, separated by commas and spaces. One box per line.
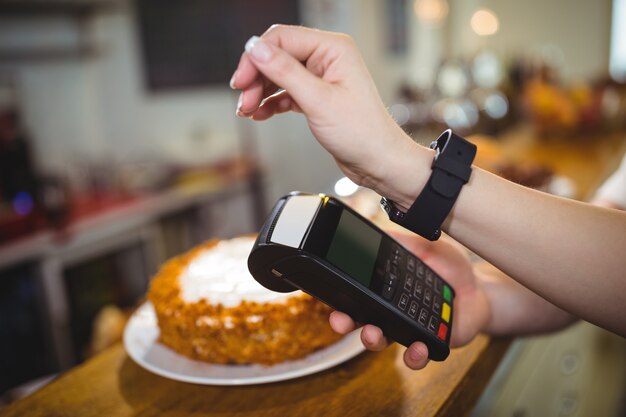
381, 129, 476, 240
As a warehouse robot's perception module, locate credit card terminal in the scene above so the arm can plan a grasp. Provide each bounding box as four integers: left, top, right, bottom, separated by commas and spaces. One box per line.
248, 192, 455, 361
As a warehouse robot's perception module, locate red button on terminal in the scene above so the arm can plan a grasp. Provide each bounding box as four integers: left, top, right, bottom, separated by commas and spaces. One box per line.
437, 323, 448, 341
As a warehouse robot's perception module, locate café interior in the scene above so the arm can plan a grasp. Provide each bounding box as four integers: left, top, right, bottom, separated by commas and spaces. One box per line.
1, 0, 625, 416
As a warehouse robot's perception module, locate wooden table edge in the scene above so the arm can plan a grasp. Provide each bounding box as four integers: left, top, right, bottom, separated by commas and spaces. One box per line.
435, 336, 513, 417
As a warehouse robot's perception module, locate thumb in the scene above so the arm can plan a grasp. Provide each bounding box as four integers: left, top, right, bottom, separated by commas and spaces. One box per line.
244, 36, 327, 115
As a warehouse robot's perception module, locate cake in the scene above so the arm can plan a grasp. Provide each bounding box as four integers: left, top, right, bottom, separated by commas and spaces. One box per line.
147, 236, 343, 365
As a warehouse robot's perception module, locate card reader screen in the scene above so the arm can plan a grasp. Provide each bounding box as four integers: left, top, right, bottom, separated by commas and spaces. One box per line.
325, 210, 382, 287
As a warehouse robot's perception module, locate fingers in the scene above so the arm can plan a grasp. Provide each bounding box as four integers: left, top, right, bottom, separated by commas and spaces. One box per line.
360, 324, 390, 351
403, 342, 430, 370
330, 311, 390, 352
330, 311, 390, 351
259, 24, 347, 66
236, 78, 265, 116
232, 25, 346, 89
329, 311, 430, 370
240, 36, 328, 115
329, 310, 357, 334
250, 90, 302, 121
230, 52, 258, 90
232, 25, 354, 117
329, 311, 390, 352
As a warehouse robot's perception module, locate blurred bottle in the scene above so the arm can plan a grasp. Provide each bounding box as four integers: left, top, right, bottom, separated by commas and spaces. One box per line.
0, 108, 39, 210
39, 175, 69, 229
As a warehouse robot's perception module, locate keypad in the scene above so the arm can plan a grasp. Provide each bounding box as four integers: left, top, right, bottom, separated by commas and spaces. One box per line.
384, 244, 453, 342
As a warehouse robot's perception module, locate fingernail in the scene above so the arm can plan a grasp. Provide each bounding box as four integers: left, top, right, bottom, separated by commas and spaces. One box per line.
409, 346, 424, 362
245, 36, 272, 63
236, 92, 244, 116
229, 71, 237, 89
363, 328, 373, 345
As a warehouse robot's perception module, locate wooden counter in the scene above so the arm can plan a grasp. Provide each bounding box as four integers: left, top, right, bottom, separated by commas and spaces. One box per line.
471, 127, 626, 200
0, 336, 510, 417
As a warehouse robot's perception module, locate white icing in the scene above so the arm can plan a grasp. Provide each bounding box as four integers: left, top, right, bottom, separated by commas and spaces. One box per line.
179, 236, 299, 307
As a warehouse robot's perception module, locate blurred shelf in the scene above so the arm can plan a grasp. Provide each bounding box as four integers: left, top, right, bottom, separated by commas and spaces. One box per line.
0, 0, 120, 17
0, 0, 120, 63
0, 45, 100, 63
0, 180, 261, 270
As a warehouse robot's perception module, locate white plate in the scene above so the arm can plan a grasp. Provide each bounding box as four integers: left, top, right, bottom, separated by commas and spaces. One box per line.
123, 302, 365, 385
547, 175, 576, 199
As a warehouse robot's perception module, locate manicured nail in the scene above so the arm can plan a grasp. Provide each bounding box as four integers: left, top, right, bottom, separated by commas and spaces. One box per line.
245, 36, 272, 63
236, 92, 244, 116
229, 71, 237, 89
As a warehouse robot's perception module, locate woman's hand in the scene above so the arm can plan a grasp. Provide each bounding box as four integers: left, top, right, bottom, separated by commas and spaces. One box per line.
329, 230, 491, 370
230, 25, 431, 210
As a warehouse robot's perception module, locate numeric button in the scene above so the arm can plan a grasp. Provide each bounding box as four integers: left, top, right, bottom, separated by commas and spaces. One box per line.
414, 282, 424, 300
433, 296, 442, 315
418, 308, 429, 327
423, 288, 433, 307
425, 270, 434, 287
416, 264, 425, 278
407, 257, 415, 272
428, 315, 439, 334
390, 264, 399, 277
434, 277, 443, 294
404, 273, 415, 291
408, 301, 418, 318
398, 293, 409, 310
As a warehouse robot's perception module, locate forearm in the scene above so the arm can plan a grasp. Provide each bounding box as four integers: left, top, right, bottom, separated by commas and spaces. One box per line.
376, 141, 626, 336
447, 167, 626, 335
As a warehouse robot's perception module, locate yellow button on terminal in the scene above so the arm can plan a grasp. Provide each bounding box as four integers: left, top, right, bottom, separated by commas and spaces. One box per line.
441, 303, 451, 323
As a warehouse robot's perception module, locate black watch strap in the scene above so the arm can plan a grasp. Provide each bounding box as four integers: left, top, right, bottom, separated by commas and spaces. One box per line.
382, 130, 476, 240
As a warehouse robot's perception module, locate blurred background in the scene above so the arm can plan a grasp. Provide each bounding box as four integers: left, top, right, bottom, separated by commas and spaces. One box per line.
0, 0, 625, 414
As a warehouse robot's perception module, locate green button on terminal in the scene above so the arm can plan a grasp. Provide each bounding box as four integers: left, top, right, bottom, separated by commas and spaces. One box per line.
443, 285, 452, 303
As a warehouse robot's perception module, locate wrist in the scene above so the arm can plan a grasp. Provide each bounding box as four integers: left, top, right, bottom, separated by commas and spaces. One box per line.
374, 129, 434, 210
380, 130, 477, 241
